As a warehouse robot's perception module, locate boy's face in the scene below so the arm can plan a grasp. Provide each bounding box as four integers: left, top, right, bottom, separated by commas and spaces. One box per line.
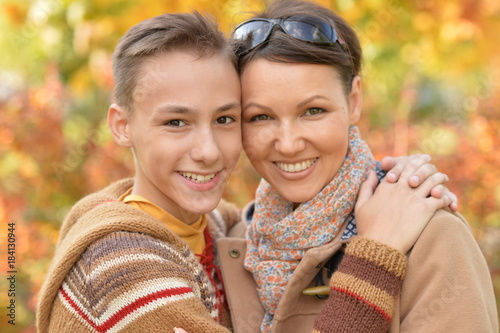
115, 51, 241, 224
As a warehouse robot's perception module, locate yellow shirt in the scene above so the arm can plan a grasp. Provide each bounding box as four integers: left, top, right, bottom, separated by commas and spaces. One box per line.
119, 188, 206, 256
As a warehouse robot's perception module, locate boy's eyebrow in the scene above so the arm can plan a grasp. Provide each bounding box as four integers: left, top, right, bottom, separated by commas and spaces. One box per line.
218, 102, 241, 112
155, 102, 241, 115
156, 105, 191, 114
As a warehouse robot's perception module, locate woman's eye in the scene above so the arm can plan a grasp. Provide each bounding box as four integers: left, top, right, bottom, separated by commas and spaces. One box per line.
165, 119, 186, 127
249, 114, 271, 122
215, 116, 235, 124
304, 108, 325, 116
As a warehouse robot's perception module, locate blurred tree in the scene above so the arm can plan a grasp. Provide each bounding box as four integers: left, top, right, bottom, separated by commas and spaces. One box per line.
0, 0, 498, 330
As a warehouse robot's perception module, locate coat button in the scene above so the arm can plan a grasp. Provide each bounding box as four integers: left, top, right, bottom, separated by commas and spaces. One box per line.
229, 249, 240, 258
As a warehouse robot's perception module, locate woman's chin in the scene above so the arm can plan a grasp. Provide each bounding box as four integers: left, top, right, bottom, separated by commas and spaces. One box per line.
281, 193, 314, 205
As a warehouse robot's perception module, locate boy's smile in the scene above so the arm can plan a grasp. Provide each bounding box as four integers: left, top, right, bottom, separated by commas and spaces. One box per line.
110, 51, 241, 224
177, 170, 222, 191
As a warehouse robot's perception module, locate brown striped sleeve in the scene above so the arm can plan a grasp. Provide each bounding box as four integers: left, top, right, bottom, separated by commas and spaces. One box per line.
313, 236, 407, 333
47, 231, 230, 333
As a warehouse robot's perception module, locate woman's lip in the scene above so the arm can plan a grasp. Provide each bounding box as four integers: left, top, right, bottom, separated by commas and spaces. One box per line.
272, 158, 318, 180
273, 158, 317, 164
273, 157, 319, 173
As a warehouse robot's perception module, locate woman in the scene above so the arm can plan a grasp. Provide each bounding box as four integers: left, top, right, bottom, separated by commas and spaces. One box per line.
218, 0, 498, 332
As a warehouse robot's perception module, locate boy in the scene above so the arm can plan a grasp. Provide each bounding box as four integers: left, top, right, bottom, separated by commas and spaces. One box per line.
37, 12, 240, 332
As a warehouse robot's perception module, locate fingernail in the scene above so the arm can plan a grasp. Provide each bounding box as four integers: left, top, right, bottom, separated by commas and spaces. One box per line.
411, 175, 420, 184
388, 172, 397, 181
174, 328, 181, 333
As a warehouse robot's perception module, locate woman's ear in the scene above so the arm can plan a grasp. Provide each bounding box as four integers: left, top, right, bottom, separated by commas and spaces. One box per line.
348, 75, 363, 125
108, 103, 133, 147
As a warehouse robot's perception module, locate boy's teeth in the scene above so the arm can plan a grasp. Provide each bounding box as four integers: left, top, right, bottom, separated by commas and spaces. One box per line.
180, 172, 216, 183
276, 158, 317, 173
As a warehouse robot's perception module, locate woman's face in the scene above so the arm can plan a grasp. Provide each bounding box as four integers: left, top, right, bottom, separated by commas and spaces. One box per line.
241, 59, 362, 204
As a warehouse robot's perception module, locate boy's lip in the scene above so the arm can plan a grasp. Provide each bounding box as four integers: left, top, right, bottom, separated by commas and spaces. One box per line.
177, 170, 224, 191
178, 170, 220, 183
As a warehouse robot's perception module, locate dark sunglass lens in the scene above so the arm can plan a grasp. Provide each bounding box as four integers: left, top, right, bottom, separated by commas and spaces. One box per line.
283, 17, 335, 44
233, 20, 272, 49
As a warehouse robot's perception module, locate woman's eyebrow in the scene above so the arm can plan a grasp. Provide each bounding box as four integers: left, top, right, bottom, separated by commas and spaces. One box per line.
296, 95, 330, 108
242, 102, 272, 112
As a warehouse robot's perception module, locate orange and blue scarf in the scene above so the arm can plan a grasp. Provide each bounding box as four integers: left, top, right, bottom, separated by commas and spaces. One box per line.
244, 126, 375, 331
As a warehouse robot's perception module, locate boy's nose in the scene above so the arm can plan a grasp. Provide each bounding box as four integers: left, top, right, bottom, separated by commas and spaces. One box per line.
190, 129, 221, 165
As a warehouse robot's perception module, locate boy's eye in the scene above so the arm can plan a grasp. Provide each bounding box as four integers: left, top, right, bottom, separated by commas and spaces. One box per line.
165, 119, 186, 127
304, 108, 325, 116
215, 116, 235, 124
249, 114, 271, 122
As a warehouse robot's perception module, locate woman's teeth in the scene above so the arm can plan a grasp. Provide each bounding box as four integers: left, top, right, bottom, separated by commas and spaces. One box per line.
276, 158, 318, 173
180, 172, 216, 183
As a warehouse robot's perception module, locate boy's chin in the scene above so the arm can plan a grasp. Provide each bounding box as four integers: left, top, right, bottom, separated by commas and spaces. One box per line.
184, 199, 221, 215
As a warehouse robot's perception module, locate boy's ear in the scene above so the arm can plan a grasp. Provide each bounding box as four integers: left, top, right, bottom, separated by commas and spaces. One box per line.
348, 75, 363, 125
108, 103, 132, 147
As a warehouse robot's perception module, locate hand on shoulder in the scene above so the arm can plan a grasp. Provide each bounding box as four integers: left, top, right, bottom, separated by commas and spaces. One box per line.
355, 163, 454, 253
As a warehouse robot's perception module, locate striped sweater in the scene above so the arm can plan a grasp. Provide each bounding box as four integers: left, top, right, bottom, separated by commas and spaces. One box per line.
36, 178, 239, 333
313, 237, 407, 333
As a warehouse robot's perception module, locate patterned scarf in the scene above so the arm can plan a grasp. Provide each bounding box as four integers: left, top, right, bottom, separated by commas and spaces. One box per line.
244, 126, 375, 331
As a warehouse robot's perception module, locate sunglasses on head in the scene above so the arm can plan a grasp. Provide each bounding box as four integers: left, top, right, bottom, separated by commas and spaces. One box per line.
232, 14, 346, 56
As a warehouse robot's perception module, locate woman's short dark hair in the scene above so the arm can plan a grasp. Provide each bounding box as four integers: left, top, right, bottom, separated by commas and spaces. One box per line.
234, 0, 361, 94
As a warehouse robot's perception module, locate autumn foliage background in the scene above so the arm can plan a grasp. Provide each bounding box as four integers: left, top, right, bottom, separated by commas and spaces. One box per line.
0, 0, 499, 331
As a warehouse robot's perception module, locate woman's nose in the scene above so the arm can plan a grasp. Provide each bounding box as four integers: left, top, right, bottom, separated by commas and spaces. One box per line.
274, 122, 306, 156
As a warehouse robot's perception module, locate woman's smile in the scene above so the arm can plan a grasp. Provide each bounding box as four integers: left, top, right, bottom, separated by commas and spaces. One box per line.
274, 157, 318, 173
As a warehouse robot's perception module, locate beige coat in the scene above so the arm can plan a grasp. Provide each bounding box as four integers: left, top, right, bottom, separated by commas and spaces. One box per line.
218, 208, 498, 333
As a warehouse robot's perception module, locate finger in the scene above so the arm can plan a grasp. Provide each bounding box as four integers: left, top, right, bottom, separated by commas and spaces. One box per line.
355, 171, 378, 210
174, 328, 188, 333
425, 193, 454, 212
448, 192, 459, 211
415, 172, 449, 197
380, 156, 398, 171
382, 154, 431, 183
399, 154, 432, 180
381, 156, 405, 183
380, 156, 399, 182
430, 185, 444, 198
407, 163, 439, 187
432, 185, 458, 211
409, 153, 431, 163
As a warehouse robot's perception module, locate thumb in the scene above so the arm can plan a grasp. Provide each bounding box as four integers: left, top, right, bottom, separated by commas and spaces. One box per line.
356, 171, 378, 210
174, 328, 188, 333
380, 156, 398, 171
